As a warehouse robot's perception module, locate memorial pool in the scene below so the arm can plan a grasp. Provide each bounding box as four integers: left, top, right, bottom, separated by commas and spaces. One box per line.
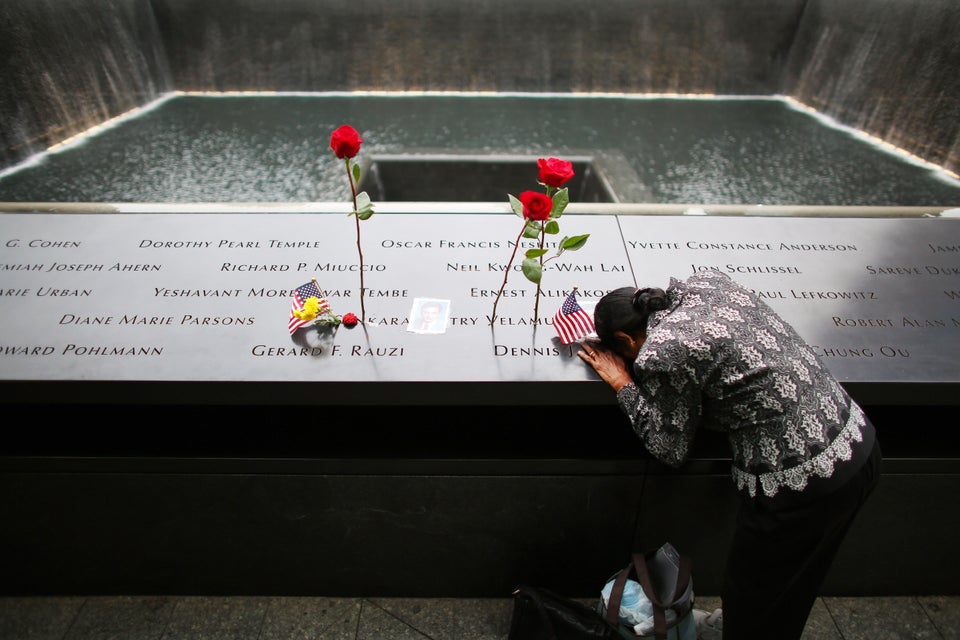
3, 0, 960, 603
2, 92, 959, 207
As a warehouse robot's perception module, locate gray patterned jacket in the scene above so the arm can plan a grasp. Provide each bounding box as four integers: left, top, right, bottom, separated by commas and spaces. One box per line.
615, 270, 874, 499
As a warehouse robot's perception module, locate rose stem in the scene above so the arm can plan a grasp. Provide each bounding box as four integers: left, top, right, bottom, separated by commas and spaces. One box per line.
346, 157, 366, 323
490, 224, 525, 325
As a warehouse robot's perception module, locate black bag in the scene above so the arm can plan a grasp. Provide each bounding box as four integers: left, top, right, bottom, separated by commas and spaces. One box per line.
509, 584, 620, 640
599, 543, 695, 640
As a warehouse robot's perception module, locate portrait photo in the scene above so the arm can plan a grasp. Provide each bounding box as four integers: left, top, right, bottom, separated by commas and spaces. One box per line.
407, 298, 450, 334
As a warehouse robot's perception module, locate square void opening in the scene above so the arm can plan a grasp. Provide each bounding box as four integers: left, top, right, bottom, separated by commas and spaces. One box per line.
357, 155, 618, 202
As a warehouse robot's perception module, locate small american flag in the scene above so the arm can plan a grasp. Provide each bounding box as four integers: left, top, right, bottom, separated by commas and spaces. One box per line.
553, 289, 595, 345
288, 280, 330, 334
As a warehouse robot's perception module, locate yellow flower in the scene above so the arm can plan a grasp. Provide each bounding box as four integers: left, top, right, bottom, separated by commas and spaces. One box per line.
293, 296, 322, 321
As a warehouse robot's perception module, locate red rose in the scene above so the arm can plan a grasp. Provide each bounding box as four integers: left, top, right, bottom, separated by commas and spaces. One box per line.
519, 190, 553, 221
537, 157, 575, 188
330, 125, 362, 159
341, 312, 359, 327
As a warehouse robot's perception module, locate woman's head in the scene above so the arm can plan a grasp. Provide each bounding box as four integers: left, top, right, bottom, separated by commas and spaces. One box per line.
594, 286, 670, 356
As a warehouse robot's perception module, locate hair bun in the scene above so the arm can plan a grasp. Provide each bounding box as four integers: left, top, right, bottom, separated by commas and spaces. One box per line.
632, 287, 668, 313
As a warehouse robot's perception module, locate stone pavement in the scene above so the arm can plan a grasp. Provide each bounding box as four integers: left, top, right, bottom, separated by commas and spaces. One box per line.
2, 594, 959, 639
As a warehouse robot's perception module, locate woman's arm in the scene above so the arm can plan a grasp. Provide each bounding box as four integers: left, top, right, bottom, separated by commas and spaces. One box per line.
579, 340, 701, 467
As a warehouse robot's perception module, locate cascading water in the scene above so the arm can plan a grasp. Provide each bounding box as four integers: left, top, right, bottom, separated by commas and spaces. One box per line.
782, 0, 960, 175
1, 0, 958, 193
0, 0, 171, 168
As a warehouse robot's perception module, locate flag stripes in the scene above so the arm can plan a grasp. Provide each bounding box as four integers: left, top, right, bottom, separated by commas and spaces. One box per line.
553, 289, 596, 344
288, 280, 330, 334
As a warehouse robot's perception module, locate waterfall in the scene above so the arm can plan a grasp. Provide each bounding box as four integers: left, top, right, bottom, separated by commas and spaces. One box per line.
0, 0, 172, 168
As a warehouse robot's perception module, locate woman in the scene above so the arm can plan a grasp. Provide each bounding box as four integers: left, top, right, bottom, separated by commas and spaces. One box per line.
578, 270, 881, 640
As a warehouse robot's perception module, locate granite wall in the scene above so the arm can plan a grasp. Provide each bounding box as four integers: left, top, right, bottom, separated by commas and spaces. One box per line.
148, 0, 805, 94
1, 0, 958, 175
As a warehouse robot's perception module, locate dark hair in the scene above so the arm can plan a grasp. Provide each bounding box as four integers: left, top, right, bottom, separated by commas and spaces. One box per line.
593, 286, 669, 348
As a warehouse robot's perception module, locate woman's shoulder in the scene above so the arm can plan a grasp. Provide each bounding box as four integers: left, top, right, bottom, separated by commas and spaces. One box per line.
681, 270, 758, 301
684, 269, 736, 287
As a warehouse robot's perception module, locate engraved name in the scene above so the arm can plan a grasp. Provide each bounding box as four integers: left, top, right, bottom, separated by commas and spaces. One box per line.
865, 265, 960, 275
791, 290, 877, 300
246, 288, 351, 298
691, 264, 802, 274
929, 244, 960, 253
221, 263, 290, 272
312, 263, 386, 271
44, 263, 103, 272
832, 316, 894, 327
493, 344, 577, 357
901, 317, 960, 328
252, 345, 325, 356
0, 345, 56, 355
218, 240, 261, 248
5, 239, 81, 248
379, 240, 503, 249
59, 314, 255, 326
140, 240, 212, 248
811, 345, 910, 358
61, 344, 164, 356
628, 241, 857, 251
0, 286, 86, 297
470, 288, 608, 299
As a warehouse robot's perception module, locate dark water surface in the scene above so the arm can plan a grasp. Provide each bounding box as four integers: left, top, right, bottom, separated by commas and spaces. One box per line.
2, 93, 959, 206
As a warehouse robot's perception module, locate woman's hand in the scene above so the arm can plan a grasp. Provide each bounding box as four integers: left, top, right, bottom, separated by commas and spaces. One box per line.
578, 341, 635, 391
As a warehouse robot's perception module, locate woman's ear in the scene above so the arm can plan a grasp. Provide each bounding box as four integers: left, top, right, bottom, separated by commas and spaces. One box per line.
613, 330, 645, 358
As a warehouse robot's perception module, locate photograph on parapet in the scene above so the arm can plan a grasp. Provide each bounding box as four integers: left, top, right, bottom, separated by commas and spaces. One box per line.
407, 298, 450, 334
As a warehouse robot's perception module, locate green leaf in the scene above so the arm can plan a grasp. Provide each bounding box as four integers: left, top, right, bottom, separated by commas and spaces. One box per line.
521, 257, 542, 284
525, 248, 548, 259
551, 188, 569, 217
558, 233, 590, 253
352, 162, 361, 183
354, 191, 375, 220
508, 194, 524, 217
522, 220, 541, 239
544, 220, 560, 235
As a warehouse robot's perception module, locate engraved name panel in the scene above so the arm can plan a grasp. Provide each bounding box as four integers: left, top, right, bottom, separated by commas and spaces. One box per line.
2, 211, 959, 397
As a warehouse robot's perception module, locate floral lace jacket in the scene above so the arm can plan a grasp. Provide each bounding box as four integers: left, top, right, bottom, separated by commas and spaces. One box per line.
616, 270, 869, 498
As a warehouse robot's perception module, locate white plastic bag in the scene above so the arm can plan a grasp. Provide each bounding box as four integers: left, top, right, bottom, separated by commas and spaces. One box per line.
598, 543, 697, 640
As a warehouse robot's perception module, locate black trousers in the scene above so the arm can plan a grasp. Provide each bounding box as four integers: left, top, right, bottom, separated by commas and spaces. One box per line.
720, 439, 882, 640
